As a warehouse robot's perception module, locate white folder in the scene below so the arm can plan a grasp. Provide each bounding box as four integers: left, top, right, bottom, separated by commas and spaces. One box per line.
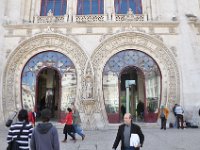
130, 134, 140, 147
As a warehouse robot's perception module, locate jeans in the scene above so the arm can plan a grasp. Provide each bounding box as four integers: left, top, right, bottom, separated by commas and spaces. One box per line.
73, 124, 84, 137
177, 114, 184, 129
161, 117, 167, 129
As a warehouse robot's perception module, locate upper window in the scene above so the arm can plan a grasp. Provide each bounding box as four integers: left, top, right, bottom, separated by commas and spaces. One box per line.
40, 0, 67, 16
77, 0, 104, 15
114, 0, 142, 14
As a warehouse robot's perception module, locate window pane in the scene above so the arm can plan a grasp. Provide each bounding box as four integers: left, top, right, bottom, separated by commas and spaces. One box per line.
77, 0, 104, 15
92, 0, 99, 14
115, 0, 142, 14
83, 0, 90, 14
41, 0, 67, 16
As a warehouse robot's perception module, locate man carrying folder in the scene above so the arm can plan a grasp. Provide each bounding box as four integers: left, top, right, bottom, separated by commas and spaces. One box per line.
112, 113, 144, 150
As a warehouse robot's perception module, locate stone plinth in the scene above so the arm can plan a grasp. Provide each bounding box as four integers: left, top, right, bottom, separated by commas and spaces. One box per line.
81, 99, 97, 130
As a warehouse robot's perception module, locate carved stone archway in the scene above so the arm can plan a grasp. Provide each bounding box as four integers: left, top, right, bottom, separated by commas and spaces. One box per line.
2, 33, 88, 120
91, 31, 180, 125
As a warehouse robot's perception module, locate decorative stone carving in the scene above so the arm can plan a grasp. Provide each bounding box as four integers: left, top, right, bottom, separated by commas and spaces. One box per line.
185, 14, 198, 22
33, 10, 65, 24
81, 99, 97, 129
75, 15, 105, 23
170, 46, 177, 57
84, 76, 93, 99
6, 49, 11, 58
2, 33, 88, 119
91, 32, 180, 124
83, 61, 94, 99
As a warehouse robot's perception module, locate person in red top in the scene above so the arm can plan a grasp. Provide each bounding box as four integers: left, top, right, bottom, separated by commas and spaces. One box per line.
62, 107, 76, 142
28, 111, 36, 127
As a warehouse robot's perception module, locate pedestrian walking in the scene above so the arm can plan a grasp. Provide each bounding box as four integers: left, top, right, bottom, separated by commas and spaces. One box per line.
7, 109, 33, 150
30, 108, 60, 150
175, 104, 184, 129
159, 105, 169, 130
62, 107, 76, 142
71, 102, 86, 140
172, 104, 178, 128
28, 111, 36, 127
112, 113, 144, 150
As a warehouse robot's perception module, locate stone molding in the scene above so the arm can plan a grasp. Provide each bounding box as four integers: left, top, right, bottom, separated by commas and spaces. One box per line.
91, 31, 180, 125
2, 33, 88, 119
3, 21, 179, 32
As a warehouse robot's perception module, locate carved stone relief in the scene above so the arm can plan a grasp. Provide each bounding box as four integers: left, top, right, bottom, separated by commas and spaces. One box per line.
2, 33, 88, 119
91, 31, 180, 125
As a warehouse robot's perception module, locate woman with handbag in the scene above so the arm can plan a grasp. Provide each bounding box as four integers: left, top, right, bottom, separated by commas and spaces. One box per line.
62, 107, 76, 143
7, 109, 33, 150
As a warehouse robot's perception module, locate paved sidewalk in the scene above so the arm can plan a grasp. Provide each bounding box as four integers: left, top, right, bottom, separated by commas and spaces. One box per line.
1, 123, 200, 150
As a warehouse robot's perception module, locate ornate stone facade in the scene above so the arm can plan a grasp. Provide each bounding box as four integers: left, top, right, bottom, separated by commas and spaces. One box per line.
1, 0, 200, 129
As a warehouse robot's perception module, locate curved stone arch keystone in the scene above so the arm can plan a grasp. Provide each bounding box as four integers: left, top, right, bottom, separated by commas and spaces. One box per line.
91, 31, 180, 124
2, 33, 88, 119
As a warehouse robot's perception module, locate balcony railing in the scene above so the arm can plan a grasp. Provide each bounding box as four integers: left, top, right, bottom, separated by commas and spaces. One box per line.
33, 9, 145, 24
115, 14, 145, 22
75, 15, 105, 23
34, 15, 65, 24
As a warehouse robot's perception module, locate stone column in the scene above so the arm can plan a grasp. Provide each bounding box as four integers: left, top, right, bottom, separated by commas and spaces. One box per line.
29, 0, 36, 22
67, 0, 73, 22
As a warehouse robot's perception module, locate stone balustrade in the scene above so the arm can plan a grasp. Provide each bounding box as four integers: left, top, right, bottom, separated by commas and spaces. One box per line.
33, 14, 145, 24
33, 15, 65, 24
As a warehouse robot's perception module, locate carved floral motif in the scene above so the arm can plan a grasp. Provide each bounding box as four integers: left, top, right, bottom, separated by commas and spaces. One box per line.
2, 34, 88, 118
91, 32, 180, 117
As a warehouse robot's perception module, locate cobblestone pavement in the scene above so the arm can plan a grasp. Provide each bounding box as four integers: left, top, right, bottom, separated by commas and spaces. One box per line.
1, 123, 200, 150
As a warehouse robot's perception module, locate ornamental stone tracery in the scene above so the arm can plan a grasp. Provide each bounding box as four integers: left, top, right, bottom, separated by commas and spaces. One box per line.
2, 33, 88, 119
91, 31, 180, 124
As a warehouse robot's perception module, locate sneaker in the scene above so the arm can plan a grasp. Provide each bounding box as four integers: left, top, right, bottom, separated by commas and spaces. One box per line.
62, 139, 67, 143
82, 135, 85, 141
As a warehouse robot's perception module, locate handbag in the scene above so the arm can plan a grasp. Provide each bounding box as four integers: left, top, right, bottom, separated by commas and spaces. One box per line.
7, 123, 26, 150
7, 139, 20, 150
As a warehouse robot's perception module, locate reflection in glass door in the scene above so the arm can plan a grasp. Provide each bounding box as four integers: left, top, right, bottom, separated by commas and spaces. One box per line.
36, 68, 60, 120
103, 50, 161, 123
119, 67, 145, 122
21, 51, 77, 122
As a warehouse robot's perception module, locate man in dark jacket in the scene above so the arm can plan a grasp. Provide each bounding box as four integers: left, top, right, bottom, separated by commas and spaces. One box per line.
30, 109, 60, 150
112, 113, 144, 150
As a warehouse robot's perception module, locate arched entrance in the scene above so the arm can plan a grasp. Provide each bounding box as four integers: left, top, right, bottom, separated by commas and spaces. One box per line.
119, 66, 145, 122
21, 51, 77, 122
36, 68, 60, 119
103, 50, 161, 123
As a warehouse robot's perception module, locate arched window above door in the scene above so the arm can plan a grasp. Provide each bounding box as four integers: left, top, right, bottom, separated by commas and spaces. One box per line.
77, 0, 104, 15
114, 0, 142, 14
40, 0, 67, 16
